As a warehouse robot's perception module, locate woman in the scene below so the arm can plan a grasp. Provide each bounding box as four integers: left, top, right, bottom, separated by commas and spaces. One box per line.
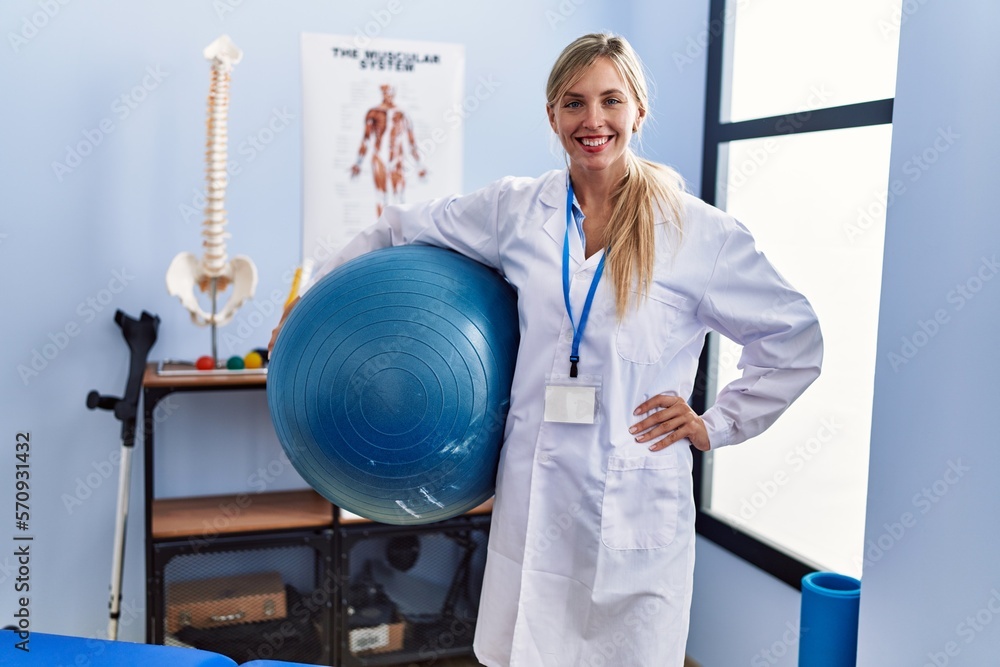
273, 33, 822, 666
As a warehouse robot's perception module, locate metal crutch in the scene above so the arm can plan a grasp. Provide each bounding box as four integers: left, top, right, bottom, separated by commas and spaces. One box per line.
87, 309, 160, 640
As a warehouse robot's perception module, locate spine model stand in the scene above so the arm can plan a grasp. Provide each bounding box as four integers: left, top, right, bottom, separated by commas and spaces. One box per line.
167, 35, 258, 364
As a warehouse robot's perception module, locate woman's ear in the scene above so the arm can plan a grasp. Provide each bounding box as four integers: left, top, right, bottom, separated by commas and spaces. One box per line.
634, 107, 646, 133
546, 103, 557, 132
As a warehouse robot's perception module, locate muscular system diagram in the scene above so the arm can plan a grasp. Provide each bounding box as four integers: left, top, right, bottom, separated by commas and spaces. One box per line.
350, 84, 427, 217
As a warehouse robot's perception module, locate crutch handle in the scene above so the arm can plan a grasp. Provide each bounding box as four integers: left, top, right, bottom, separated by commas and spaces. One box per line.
86, 391, 120, 412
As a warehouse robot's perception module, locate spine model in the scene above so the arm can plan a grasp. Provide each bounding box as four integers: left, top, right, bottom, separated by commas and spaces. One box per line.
167, 35, 258, 339
201, 53, 233, 290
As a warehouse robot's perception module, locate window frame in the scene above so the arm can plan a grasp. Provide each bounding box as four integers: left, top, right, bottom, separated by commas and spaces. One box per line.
692, 0, 895, 589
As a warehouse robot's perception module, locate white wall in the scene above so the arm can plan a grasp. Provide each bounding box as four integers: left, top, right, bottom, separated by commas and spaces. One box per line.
857, 0, 1000, 664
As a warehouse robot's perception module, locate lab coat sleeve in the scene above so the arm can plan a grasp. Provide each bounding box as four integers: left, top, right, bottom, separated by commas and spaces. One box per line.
695, 220, 823, 449
307, 180, 507, 289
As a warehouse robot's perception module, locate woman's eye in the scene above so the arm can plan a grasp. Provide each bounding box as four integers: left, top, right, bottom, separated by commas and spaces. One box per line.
605, 98, 621, 105
564, 100, 582, 108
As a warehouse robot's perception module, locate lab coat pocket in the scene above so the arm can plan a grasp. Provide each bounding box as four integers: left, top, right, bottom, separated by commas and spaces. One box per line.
615, 284, 686, 364
601, 453, 679, 550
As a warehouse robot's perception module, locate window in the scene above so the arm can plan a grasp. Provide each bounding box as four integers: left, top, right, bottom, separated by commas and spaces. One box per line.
693, 0, 902, 586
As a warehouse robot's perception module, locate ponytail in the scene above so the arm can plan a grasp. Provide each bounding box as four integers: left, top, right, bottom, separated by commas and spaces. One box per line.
605, 151, 684, 319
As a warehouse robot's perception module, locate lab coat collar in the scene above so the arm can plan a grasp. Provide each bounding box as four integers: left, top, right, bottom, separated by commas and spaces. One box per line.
540, 169, 568, 249
539, 170, 600, 269
538, 168, 568, 210
540, 167, 672, 231
538, 168, 671, 269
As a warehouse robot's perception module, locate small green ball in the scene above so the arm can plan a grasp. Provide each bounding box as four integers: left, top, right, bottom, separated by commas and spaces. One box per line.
226, 355, 245, 370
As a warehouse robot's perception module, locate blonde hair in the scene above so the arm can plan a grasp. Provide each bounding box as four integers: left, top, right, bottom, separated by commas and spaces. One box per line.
546, 33, 685, 318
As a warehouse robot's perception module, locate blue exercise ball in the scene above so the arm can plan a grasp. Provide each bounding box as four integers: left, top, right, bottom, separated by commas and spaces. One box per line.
267, 246, 519, 525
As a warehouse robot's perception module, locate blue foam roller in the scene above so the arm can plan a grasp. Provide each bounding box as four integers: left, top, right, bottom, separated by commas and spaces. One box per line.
0, 629, 237, 666
268, 246, 519, 525
799, 572, 862, 666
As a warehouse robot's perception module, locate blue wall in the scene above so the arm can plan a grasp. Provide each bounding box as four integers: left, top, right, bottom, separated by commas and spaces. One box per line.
857, 0, 1000, 663
0, 0, 641, 641
686, 0, 1000, 663
4, 0, 848, 660
0, 0, 732, 644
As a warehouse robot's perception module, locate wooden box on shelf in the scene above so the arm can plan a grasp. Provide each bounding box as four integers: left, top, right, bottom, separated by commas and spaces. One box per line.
165, 570, 287, 634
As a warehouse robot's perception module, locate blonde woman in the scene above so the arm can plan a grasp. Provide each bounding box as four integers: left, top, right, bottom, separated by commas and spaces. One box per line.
273, 33, 821, 665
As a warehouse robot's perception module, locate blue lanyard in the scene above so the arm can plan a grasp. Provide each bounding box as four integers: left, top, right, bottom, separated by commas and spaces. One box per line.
562, 180, 606, 378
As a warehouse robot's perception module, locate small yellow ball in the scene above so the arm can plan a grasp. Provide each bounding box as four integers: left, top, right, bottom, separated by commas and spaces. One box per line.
244, 351, 264, 369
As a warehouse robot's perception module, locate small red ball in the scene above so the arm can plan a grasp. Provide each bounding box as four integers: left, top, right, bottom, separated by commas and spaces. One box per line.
195, 355, 215, 371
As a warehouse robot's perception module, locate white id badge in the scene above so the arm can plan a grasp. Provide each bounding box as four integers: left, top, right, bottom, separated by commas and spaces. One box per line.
543, 374, 602, 424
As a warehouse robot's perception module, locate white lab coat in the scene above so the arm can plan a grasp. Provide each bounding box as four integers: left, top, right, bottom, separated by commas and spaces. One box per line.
311, 168, 822, 666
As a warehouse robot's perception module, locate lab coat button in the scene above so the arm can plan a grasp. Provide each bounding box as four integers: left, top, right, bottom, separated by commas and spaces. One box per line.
538, 453, 550, 463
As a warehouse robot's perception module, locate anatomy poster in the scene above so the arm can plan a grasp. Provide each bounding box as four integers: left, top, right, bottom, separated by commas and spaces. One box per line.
300, 33, 465, 274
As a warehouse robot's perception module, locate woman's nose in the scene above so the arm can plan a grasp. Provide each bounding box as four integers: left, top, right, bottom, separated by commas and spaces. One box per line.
582, 104, 604, 128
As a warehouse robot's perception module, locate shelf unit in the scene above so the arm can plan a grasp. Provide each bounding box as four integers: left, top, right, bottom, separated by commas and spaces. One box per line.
151, 490, 333, 540
140, 362, 492, 665
336, 515, 490, 667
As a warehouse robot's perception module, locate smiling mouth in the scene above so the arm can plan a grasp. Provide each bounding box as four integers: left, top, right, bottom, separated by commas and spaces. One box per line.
578, 136, 611, 147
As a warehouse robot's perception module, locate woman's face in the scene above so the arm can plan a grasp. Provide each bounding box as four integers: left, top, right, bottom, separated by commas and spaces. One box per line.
547, 57, 643, 180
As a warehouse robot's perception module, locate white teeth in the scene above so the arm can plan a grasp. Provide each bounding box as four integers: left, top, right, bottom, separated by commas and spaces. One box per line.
580, 137, 609, 147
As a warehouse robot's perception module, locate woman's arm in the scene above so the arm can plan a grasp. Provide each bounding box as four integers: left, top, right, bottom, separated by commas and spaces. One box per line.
694, 220, 824, 449
270, 180, 508, 352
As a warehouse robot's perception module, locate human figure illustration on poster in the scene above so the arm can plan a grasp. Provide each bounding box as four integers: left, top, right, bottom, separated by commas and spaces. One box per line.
300, 33, 463, 265
350, 84, 427, 217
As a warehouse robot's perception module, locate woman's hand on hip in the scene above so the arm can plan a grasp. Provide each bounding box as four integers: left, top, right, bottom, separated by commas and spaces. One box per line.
630, 394, 710, 452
